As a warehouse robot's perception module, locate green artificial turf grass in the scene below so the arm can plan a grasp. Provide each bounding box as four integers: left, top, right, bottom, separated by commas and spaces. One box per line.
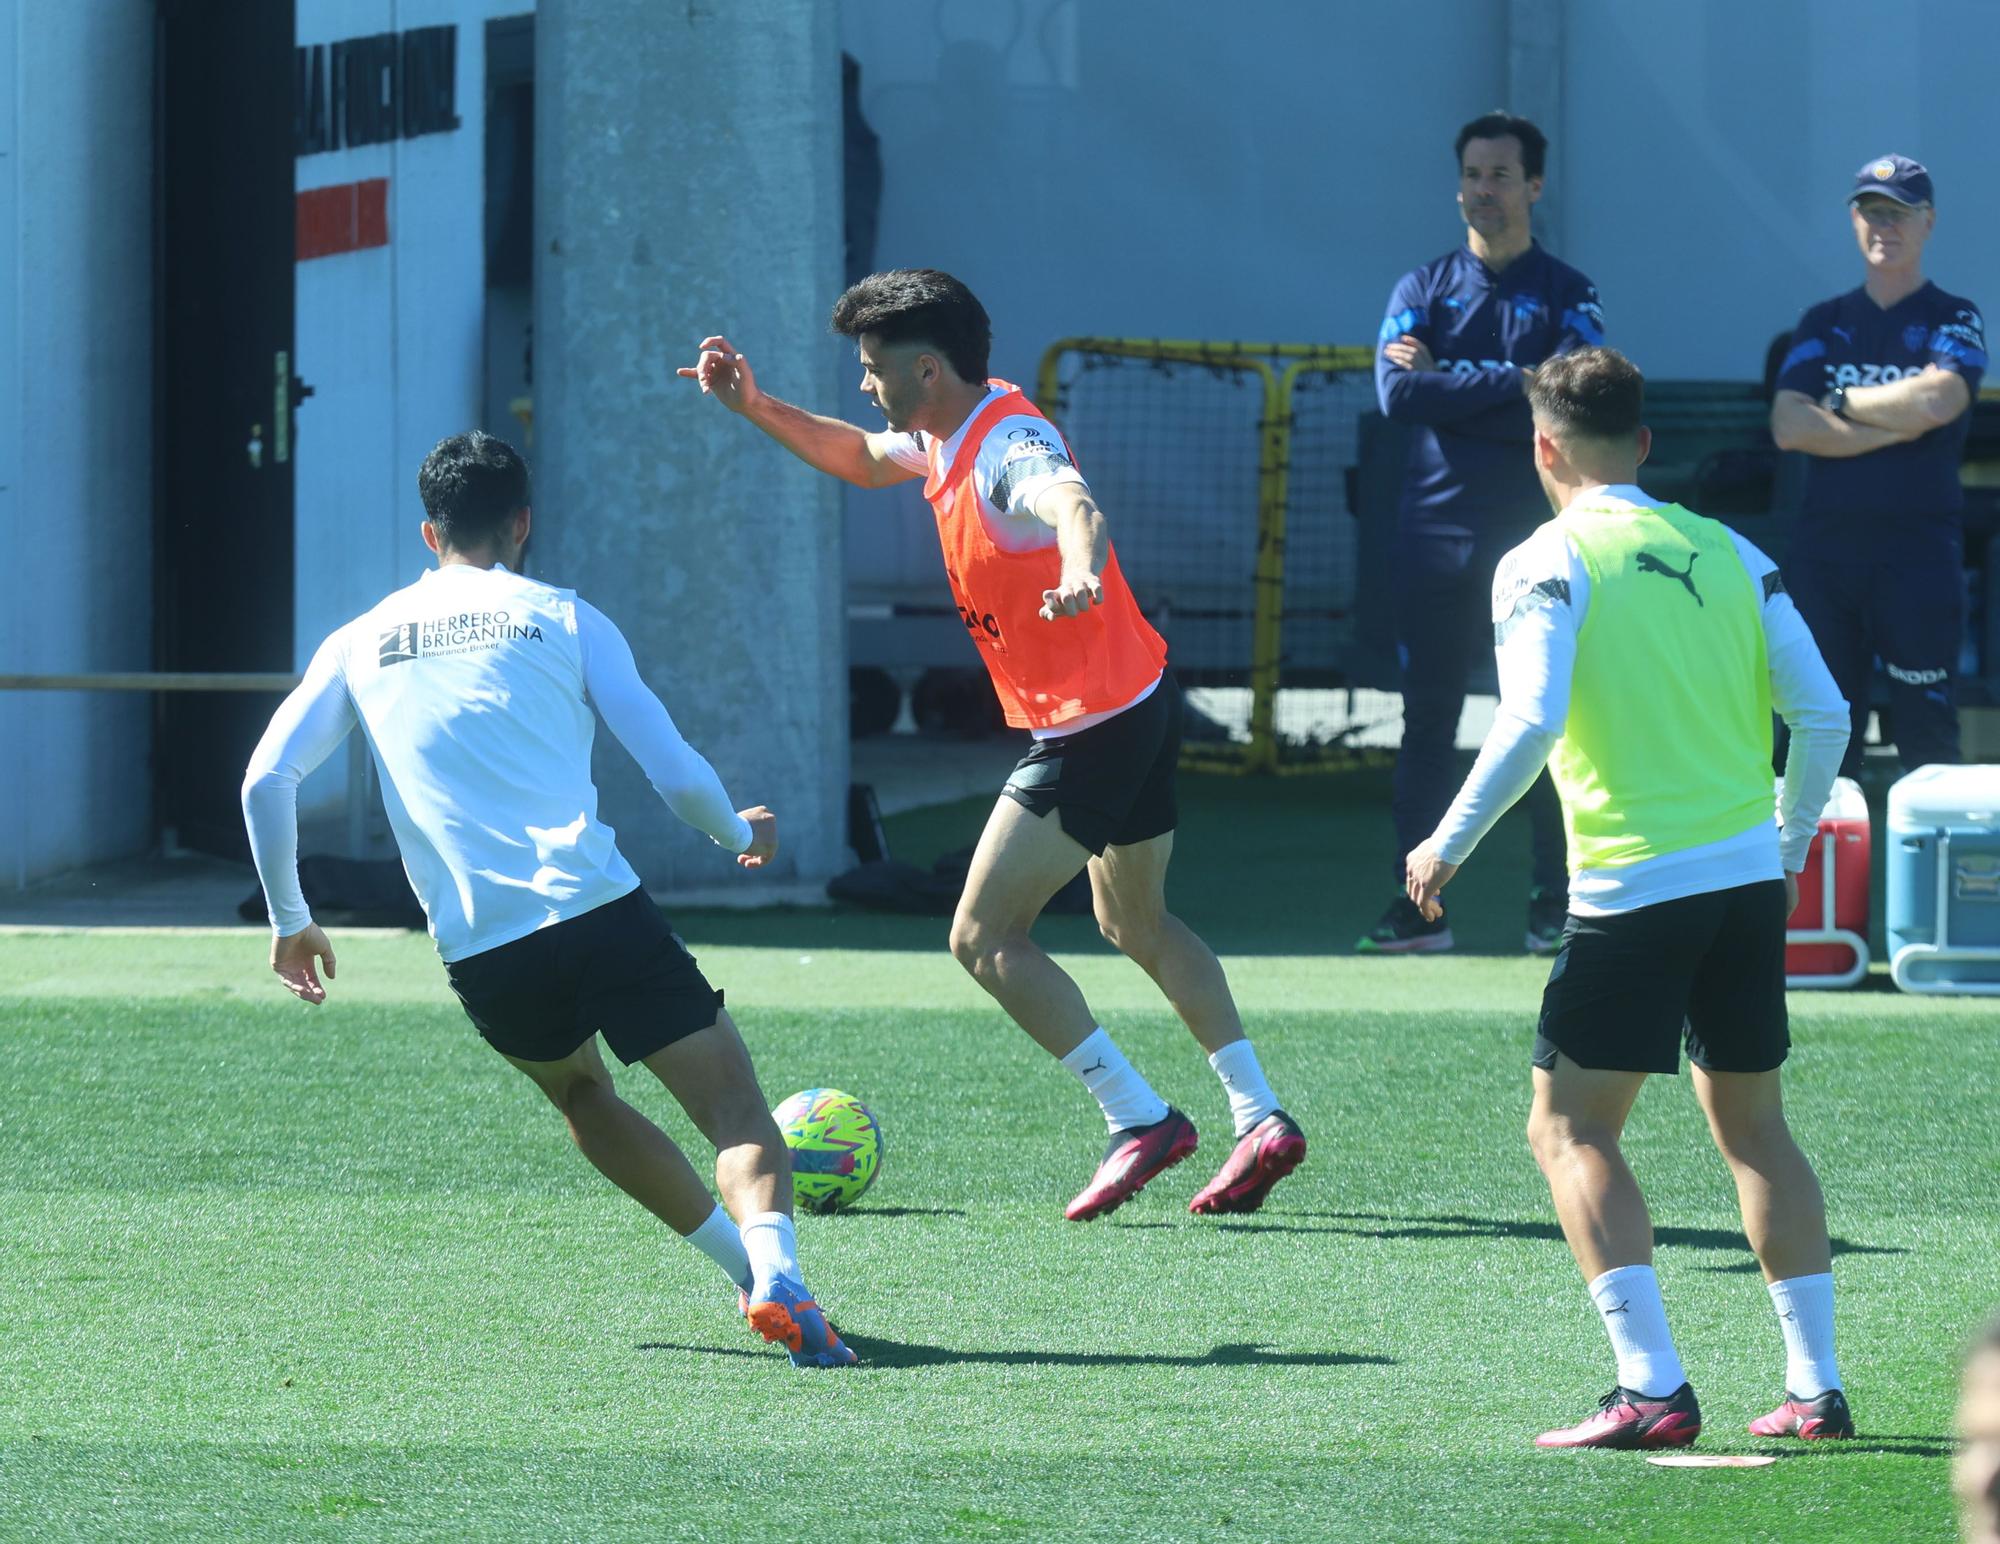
3, 772, 1994, 1541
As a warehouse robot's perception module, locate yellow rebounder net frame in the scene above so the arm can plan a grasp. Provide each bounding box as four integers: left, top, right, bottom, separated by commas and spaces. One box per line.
1037, 338, 1376, 773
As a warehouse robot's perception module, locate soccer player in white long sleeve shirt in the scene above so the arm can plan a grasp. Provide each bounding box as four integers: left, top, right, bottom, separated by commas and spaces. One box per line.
241, 431, 854, 1368
1404, 349, 1855, 1448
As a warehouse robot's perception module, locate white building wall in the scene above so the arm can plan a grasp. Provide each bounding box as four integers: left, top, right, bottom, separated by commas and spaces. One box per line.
1562, 0, 2000, 380
0, 0, 154, 886
0, 0, 17, 883
292, 1, 525, 823
837, 0, 1511, 598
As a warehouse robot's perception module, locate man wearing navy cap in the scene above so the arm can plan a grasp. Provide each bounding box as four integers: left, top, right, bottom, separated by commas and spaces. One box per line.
1361, 111, 1605, 956
1771, 155, 1985, 774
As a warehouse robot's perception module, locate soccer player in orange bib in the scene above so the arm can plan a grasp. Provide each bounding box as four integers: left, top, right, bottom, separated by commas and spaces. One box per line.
680, 269, 1304, 1220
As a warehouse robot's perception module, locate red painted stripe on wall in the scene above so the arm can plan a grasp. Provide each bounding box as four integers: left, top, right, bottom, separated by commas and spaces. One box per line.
296, 178, 390, 261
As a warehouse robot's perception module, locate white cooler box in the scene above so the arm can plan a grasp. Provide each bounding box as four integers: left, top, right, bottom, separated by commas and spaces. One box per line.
1887, 764, 2000, 995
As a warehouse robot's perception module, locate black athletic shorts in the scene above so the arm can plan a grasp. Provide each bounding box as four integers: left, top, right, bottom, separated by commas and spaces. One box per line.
1000, 673, 1181, 856
444, 886, 724, 1065
1534, 880, 1790, 1075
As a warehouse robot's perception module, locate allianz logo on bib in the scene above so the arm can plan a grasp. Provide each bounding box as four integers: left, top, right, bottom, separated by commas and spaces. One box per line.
377, 610, 546, 666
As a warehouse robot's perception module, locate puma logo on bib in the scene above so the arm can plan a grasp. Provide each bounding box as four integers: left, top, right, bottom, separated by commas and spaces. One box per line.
1636, 549, 1702, 607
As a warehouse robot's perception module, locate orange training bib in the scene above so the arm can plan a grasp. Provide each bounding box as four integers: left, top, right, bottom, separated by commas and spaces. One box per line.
922, 382, 1166, 730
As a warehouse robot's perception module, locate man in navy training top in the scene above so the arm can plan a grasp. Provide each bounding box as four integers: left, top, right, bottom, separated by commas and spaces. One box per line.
1362, 111, 1605, 957
1771, 154, 1984, 775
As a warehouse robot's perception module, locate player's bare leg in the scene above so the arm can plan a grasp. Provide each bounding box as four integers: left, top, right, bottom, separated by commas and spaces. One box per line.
641, 1010, 792, 1222
1690, 1066, 1830, 1281
1093, 832, 1307, 1213
1693, 1065, 1850, 1437
506, 1037, 722, 1233
1529, 1054, 1698, 1448
507, 1019, 851, 1367
1090, 831, 1243, 1054
646, 1010, 852, 1367
949, 795, 1099, 1057
1527, 1058, 1653, 1279
951, 797, 1193, 1218
506, 1030, 755, 1305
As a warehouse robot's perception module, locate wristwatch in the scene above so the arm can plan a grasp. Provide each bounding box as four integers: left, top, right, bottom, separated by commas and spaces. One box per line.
1821, 384, 1850, 419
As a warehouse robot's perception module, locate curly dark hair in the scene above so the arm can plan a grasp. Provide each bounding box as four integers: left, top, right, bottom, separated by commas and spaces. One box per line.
417, 431, 529, 551
830, 268, 991, 383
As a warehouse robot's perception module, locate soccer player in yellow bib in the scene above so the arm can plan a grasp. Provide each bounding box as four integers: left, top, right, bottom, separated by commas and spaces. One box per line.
1405, 348, 1856, 1450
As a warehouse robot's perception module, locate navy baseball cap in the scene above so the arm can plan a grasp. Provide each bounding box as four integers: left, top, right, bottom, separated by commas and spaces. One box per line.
1849, 154, 1933, 207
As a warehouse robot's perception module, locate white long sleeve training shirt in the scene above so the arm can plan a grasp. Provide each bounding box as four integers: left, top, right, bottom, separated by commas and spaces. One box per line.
242, 562, 752, 962
1430, 486, 1851, 915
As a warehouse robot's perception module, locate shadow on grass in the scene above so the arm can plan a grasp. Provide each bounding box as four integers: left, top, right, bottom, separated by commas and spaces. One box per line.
821, 1206, 970, 1220
639, 1337, 1394, 1372
1217, 1212, 1906, 1271
1802, 1436, 1957, 1459
1737, 1434, 1957, 1460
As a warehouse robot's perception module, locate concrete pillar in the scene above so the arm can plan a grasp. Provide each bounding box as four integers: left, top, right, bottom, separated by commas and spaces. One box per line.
534, 0, 847, 901
1508, 0, 1567, 253
1, 0, 155, 887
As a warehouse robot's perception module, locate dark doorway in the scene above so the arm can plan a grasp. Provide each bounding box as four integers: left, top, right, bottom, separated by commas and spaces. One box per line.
483, 14, 534, 450
154, 0, 299, 858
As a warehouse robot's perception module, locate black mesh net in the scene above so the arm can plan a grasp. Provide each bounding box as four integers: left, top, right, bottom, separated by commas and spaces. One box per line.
1044, 349, 1265, 688
1279, 367, 1376, 684
1043, 346, 1379, 760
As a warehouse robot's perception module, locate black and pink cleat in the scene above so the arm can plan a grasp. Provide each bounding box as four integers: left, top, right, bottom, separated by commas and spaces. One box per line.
1748, 1388, 1854, 1440
1536, 1383, 1702, 1450
1064, 1109, 1199, 1221
1189, 1110, 1307, 1215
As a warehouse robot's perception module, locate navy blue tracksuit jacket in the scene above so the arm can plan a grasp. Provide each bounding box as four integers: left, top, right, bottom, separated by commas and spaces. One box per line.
1374, 242, 1604, 887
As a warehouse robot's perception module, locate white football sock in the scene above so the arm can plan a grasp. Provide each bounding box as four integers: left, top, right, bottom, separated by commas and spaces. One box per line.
1588, 1264, 1687, 1398
1768, 1273, 1841, 1398
1208, 1039, 1279, 1137
1061, 1027, 1170, 1133
740, 1211, 800, 1287
684, 1203, 752, 1292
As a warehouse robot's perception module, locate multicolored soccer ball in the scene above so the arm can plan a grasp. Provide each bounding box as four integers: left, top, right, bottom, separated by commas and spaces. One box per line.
772, 1088, 883, 1214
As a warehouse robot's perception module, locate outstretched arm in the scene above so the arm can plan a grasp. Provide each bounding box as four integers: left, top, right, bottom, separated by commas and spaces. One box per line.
576, 600, 775, 867
242, 640, 355, 1003
677, 335, 919, 490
